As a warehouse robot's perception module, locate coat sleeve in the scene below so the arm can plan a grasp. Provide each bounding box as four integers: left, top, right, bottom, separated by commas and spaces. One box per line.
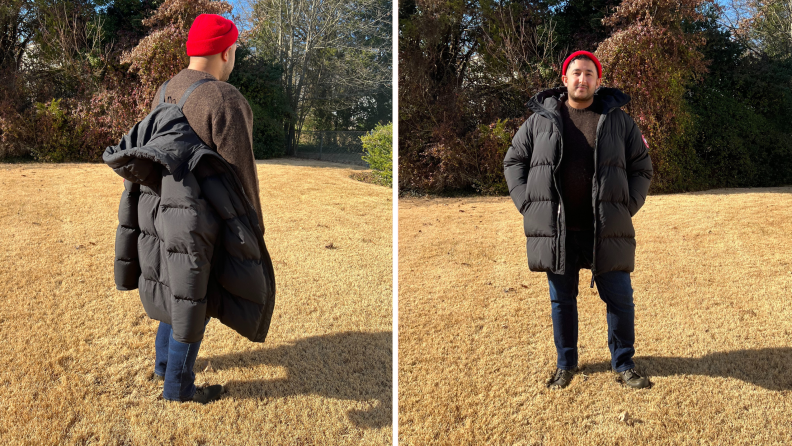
624, 116, 653, 217
114, 180, 141, 290
503, 117, 534, 213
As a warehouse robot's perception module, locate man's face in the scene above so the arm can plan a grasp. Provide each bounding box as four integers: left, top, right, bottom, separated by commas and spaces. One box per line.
562, 58, 601, 102
220, 43, 237, 81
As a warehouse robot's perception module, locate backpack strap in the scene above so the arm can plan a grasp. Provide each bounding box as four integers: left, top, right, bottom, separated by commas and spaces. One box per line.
177, 79, 215, 110
159, 79, 170, 104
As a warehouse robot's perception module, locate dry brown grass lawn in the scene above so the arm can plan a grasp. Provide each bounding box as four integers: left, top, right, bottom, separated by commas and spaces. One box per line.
399, 188, 792, 445
0, 158, 392, 445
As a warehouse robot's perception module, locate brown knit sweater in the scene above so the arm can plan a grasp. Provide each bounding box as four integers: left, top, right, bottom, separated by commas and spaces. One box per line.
150, 68, 264, 231
558, 99, 601, 232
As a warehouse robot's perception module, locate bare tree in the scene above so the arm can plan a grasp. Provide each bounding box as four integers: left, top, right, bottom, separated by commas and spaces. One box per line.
30, 4, 111, 93
478, 10, 565, 95
0, 0, 37, 75
718, 0, 792, 57
244, 0, 391, 154
753, 0, 792, 57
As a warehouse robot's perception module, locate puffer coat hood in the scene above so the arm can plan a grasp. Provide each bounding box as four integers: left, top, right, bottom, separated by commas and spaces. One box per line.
104, 79, 276, 343
503, 86, 653, 279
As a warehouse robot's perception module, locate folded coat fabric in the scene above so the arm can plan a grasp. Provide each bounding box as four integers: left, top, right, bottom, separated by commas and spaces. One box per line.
103, 79, 276, 344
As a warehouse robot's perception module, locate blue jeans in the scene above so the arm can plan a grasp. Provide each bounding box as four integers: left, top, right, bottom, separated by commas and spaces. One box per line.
154, 318, 211, 401
547, 231, 636, 372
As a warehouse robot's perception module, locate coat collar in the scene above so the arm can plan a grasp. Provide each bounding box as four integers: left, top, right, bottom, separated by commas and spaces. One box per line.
103, 103, 206, 185
526, 86, 631, 120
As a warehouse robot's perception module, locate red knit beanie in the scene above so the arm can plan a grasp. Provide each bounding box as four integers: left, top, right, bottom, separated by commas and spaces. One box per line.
562, 51, 602, 78
186, 14, 239, 57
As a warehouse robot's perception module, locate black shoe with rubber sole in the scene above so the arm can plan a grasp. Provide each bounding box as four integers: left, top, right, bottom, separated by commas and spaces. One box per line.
547, 367, 577, 389
616, 368, 651, 389
190, 384, 224, 404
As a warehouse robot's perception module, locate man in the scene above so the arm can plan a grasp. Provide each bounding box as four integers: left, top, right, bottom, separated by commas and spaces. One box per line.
105, 13, 276, 405
503, 51, 653, 390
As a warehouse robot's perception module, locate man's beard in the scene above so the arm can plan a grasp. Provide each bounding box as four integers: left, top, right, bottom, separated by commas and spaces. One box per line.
220, 66, 231, 81
569, 85, 595, 101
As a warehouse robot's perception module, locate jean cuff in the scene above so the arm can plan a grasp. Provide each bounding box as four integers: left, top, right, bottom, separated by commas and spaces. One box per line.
614, 364, 635, 373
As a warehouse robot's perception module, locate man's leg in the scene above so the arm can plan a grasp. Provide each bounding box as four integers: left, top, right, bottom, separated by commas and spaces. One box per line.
154, 322, 171, 379
161, 318, 211, 402
546, 268, 581, 371
593, 271, 635, 372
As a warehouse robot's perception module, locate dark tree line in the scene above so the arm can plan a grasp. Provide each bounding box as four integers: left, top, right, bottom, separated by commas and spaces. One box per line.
0, 0, 391, 161
399, 0, 792, 194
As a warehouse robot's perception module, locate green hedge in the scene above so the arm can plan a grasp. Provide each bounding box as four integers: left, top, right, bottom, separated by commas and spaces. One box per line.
361, 122, 392, 186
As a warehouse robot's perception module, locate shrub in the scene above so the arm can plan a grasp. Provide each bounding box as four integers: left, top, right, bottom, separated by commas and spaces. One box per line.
688, 84, 792, 188
30, 99, 84, 162
459, 119, 516, 195
361, 122, 393, 186
73, 67, 148, 157
422, 118, 519, 195
0, 102, 32, 160
0, 73, 35, 159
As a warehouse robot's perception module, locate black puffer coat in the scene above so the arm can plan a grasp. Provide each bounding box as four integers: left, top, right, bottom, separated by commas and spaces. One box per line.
104, 80, 276, 344
503, 87, 653, 278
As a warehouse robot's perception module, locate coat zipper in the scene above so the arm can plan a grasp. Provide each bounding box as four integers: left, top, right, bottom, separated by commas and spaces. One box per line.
590, 117, 601, 288
552, 118, 565, 275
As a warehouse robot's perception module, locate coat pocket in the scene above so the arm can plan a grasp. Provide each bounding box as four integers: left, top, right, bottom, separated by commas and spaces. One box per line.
519, 199, 532, 215
522, 200, 555, 237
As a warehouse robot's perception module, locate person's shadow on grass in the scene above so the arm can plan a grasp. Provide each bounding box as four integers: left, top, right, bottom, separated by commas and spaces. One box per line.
204, 331, 391, 428
583, 348, 792, 390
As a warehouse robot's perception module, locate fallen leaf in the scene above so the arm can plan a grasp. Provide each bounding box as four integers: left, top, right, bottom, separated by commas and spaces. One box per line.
325, 242, 336, 249
203, 361, 214, 373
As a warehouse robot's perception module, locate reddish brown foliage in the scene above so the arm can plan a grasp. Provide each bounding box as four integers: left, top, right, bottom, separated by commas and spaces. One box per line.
596, 0, 711, 191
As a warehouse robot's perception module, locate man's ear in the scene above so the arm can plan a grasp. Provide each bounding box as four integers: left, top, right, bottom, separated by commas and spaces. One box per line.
561, 74, 568, 86
221, 46, 231, 62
